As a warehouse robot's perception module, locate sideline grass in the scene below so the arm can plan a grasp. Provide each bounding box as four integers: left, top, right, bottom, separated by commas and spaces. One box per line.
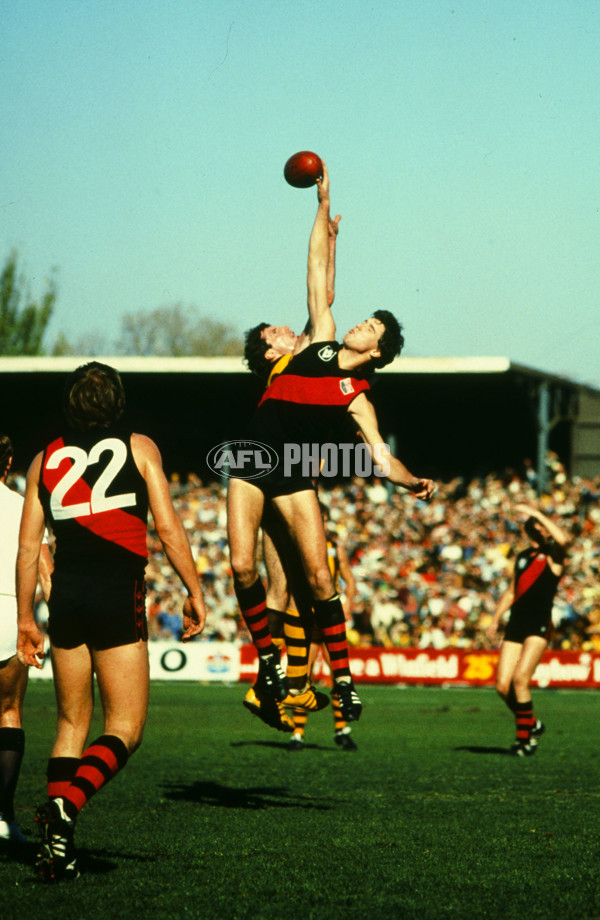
1, 681, 599, 920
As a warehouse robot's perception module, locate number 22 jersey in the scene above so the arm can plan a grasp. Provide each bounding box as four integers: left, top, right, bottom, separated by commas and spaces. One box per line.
38, 426, 149, 578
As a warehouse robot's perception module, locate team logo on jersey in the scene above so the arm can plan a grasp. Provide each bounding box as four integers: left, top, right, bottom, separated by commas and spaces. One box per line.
339, 378, 355, 396
318, 345, 336, 361
206, 440, 279, 480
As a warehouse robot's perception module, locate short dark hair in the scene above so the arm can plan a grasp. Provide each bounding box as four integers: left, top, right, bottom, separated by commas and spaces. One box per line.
524, 516, 547, 544
63, 362, 126, 431
0, 434, 14, 479
371, 310, 404, 369
244, 323, 273, 384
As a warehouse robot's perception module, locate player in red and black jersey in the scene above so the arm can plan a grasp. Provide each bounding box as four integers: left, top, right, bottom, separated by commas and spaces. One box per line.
228, 163, 434, 725
487, 503, 570, 756
16, 362, 206, 880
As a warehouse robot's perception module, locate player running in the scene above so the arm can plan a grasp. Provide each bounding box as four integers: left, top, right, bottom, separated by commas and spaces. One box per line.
17, 362, 206, 880
486, 503, 570, 756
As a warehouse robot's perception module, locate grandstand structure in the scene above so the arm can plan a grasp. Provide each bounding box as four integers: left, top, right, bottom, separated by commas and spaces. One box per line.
2, 355, 599, 488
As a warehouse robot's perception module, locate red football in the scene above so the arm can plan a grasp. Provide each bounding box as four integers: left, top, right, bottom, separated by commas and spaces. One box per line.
283, 151, 323, 188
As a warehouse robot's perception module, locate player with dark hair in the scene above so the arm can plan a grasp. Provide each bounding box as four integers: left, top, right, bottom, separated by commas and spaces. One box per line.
228, 163, 434, 725
486, 503, 569, 756
0, 435, 52, 844
17, 362, 207, 880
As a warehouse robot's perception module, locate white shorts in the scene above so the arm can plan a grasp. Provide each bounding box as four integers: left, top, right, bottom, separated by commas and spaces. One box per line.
0, 595, 18, 662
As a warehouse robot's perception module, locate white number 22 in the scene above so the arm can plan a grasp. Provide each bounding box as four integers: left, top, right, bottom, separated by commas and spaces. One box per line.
48, 438, 136, 520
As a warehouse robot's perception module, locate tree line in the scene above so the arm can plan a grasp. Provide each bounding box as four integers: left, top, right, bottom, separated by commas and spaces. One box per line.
1, 252, 243, 357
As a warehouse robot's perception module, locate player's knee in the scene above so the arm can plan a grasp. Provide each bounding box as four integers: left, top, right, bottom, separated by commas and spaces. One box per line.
307, 566, 335, 601
512, 670, 530, 694
495, 678, 510, 698
230, 553, 257, 588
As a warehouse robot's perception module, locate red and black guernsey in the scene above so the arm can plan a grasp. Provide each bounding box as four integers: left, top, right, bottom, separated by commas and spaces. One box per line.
510, 549, 560, 620
250, 341, 370, 449
38, 426, 148, 578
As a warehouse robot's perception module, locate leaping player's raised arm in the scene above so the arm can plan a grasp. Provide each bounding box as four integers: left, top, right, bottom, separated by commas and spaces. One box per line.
301, 161, 336, 348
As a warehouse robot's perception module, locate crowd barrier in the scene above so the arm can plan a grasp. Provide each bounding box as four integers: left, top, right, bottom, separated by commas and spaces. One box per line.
28, 642, 600, 689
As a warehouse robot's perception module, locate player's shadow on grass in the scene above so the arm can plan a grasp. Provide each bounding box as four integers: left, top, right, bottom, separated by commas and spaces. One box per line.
454, 745, 514, 756
161, 779, 336, 810
230, 739, 332, 752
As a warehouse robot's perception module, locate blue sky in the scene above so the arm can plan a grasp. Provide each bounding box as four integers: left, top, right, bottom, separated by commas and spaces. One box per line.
3, 1, 600, 387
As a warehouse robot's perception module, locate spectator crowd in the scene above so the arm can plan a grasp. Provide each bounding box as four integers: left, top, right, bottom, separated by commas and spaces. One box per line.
22, 455, 600, 653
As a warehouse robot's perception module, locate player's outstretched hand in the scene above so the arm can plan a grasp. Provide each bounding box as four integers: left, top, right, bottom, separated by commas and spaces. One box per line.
316, 160, 329, 200
411, 478, 436, 501
17, 624, 45, 669
182, 595, 206, 642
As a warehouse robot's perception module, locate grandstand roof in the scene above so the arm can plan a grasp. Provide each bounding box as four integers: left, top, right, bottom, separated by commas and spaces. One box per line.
1, 354, 598, 392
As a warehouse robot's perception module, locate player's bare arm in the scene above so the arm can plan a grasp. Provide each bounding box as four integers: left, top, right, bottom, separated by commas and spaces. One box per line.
131, 434, 206, 639
16, 452, 46, 668
486, 579, 515, 644
515, 504, 570, 548
348, 393, 435, 499
327, 213, 341, 307
300, 160, 336, 349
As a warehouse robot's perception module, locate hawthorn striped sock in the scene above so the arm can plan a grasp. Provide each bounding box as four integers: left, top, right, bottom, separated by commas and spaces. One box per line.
234, 578, 275, 656
61, 734, 129, 820
331, 692, 347, 733
515, 702, 535, 744
46, 757, 80, 800
292, 709, 308, 737
283, 606, 309, 684
312, 595, 351, 682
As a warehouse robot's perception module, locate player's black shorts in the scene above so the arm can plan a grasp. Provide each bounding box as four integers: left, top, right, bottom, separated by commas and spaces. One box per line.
48, 571, 148, 650
504, 607, 551, 644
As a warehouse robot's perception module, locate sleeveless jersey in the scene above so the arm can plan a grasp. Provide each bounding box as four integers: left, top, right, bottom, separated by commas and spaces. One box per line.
250, 341, 370, 450
38, 426, 148, 577
510, 548, 560, 620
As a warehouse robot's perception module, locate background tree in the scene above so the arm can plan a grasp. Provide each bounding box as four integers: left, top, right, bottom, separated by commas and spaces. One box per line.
0, 252, 56, 355
115, 304, 242, 356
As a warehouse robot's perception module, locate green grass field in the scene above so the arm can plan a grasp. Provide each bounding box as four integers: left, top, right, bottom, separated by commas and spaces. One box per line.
1, 681, 599, 920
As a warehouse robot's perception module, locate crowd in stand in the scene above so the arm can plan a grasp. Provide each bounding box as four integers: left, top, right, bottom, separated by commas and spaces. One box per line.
23, 454, 600, 652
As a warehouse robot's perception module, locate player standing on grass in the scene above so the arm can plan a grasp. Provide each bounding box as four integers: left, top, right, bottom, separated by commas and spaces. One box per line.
228, 162, 434, 724
486, 503, 570, 756
16, 362, 206, 880
0, 435, 52, 845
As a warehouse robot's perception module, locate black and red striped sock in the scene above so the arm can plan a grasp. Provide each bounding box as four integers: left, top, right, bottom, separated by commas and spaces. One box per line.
46, 757, 80, 800
515, 702, 534, 744
234, 578, 276, 656
312, 595, 351, 682
61, 734, 129, 820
